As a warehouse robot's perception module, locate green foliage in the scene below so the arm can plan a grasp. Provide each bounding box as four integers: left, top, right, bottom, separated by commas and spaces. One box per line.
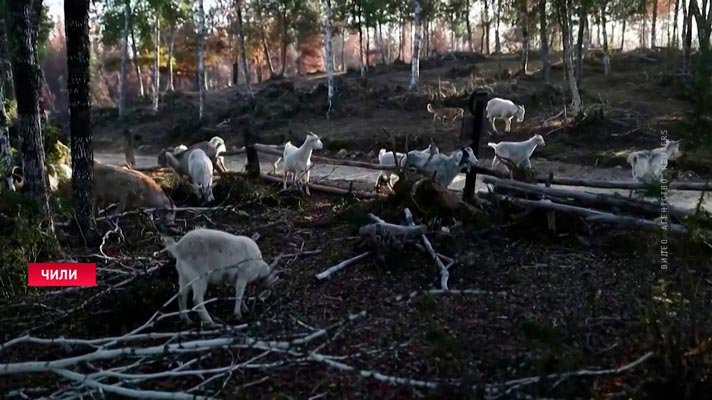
4, 98, 17, 122
43, 123, 62, 164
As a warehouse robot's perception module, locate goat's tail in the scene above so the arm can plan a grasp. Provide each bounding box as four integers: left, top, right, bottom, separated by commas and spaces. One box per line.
426, 103, 434, 113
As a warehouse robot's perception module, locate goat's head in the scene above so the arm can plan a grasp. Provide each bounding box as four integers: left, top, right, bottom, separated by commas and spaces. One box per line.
306, 132, 324, 150
428, 143, 440, 155
194, 181, 217, 203
258, 261, 280, 289
209, 136, 225, 147
516, 105, 526, 122
10, 166, 24, 190
531, 134, 545, 147
458, 147, 479, 172
665, 139, 681, 157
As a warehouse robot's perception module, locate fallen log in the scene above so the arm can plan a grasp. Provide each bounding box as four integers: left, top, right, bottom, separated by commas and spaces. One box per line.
256, 173, 387, 199
533, 176, 712, 191
488, 193, 688, 235
484, 176, 689, 219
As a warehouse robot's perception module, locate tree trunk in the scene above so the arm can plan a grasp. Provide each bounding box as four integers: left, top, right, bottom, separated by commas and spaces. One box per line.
9, 0, 53, 227
620, 19, 626, 50
378, 21, 386, 64
496, 0, 502, 75
409, 0, 421, 92
651, 0, 658, 47
341, 30, 346, 70
484, 0, 491, 53
466, 0, 474, 52
119, 0, 129, 116
575, 6, 585, 87
358, 8, 366, 78
539, 0, 550, 82
480, 7, 487, 53
601, 9, 610, 76
152, 10, 160, 112
559, 0, 581, 114
0, 14, 13, 102
399, 18, 404, 61
166, 25, 176, 91
279, 11, 288, 77
197, 0, 205, 120
682, 0, 693, 73
673, 0, 681, 48
236, 0, 252, 96
682, 0, 688, 49
0, 18, 10, 191
130, 24, 145, 98
520, 0, 529, 73
324, 0, 335, 110
65, 0, 98, 241
365, 25, 370, 68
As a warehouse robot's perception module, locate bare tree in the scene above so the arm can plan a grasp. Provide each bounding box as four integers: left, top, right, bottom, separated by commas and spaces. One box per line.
496, 0, 502, 75
235, 0, 252, 96
0, 12, 14, 102
152, 7, 160, 112
539, 0, 550, 82
65, 0, 98, 242
119, 0, 129, 117
466, 0, 474, 52
557, 0, 582, 114
409, 0, 421, 92
197, 0, 206, 120
599, 6, 611, 76
9, 0, 53, 228
323, 0, 335, 111
520, 0, 529, 73
651, 0, 658, 47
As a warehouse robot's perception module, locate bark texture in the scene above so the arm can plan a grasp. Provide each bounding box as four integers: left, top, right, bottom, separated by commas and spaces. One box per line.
65, 0, 98, 240
197, 0, 206, 120
152, 10, 160, 112
119, 0, 129, 117
324, 0, 335, 109
539, 0, 550, 82
236, 0, 252, 96
409, 0, 421, 92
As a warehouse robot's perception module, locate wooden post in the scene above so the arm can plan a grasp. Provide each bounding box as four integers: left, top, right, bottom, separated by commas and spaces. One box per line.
122, 128, 135, 168
462, 89, 489, 203
243, 118, 260, 178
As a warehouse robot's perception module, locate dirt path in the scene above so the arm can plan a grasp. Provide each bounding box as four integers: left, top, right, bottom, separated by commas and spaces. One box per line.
96, 151, 712, 213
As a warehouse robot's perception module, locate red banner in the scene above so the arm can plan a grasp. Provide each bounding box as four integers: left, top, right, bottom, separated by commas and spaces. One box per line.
28, 263, 97, 287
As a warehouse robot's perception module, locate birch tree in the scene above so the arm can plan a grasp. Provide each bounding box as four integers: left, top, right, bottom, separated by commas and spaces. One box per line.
9, 0, 53, 227
323, 0, 335, 111
651, 0, 658, 48
409, 0, 421, 92
466, 0, 474, 52
152, 3, 160, 112
65, 0, 98, 241
119, 0, 129, 117
520, 0, 529, 73
196, 0, 206, 120
235, 0, 252, 96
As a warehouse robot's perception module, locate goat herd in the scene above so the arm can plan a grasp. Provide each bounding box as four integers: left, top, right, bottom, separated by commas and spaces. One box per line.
1, 95, 681, 324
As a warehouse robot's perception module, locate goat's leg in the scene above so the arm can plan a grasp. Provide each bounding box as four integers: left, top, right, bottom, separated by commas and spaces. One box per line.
490, 118, 498, 134
177, 266, 191, 323
191, 279, 215, 325
233, 277, 248, 320
304, 170, 311, 196
272, 157, 281, 174
505, 118, 512, 132
282, 168, 288, 190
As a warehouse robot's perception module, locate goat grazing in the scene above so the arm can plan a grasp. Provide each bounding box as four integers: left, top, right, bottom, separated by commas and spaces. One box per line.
162, 228, 279, 325
158, 137, 227, 177
486, 97, 526, 134
93, 161, 176, 225
416, 147, 479, 187
426, 104, 465, 126
627, 139, 681, 182
375, 144, 440, 191
282, 132, 323, 195
488, 134, 545, 173
188, 149, 216, 203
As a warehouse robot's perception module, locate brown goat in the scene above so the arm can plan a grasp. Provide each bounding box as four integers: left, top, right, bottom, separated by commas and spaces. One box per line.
93, 161, 175, 224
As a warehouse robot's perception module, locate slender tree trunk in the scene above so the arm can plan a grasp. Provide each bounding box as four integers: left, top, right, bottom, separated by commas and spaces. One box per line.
378, 21, 386, 64
682, 0, 693, 73
9, 0, 53, 227
496, 0, 502, 75
409, 0, 421, 91
262, 35, 275, 76
651, 0, 658, 47
358, 8, 366, 78
484, 0, 491, 53
0, 14, 13, 102
65, 0, 97, 241
279, 11, 288, 76
236, 0, 252, 96
539, 0, 550, 82
601, 9, 610, 76
558, 0, 581, 114
341, 30, 346, 70
399, 18, 404, 61
682, 0, 688, 49
152, 10, 160, 112
166, 25, 176, 91
365, 25, 370, 68
466, 0, 474, 52
324, 0, 335, 110
620, 18, 626, 50
575, 6, 585, 86
0, 19, 10, 191
673, 0, 681, 48
197, 0, 205, 120
521, 0, 529, 73
119, 0, 129, 116
130, 24, 145, 98
480, 10, 486, 53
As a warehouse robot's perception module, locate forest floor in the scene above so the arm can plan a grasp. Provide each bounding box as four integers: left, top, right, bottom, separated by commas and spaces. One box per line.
1, 50, 711, 399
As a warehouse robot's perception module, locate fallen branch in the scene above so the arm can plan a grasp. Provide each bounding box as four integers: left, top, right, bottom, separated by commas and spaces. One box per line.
256, 173, 386, 199
404, 208, 451, 291
488, 193, 688, 235
315, 251, 372, 280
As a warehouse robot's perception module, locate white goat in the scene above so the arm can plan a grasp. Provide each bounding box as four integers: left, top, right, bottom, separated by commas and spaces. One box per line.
188, 149, 216, 203
486, 97, 526, 134
488, 134, 545, 173
282, 132, 323, 195
627, 139, 681, 182
375, 144, 440, 191
416, 147, 479, 187
162, 228, 279, 325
